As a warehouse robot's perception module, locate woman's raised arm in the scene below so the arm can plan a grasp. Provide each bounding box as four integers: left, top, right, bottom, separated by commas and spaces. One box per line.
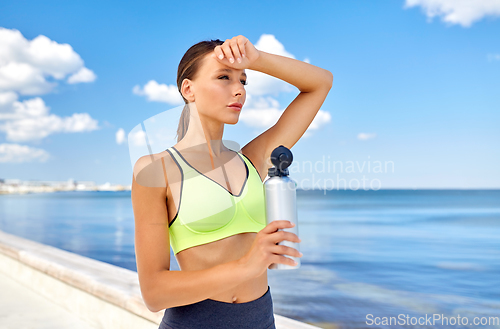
244, 50, 333, 171
212, 35, 333, 174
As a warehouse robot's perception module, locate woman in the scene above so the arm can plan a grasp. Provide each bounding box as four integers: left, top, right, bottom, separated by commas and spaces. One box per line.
132, 35, 333, 329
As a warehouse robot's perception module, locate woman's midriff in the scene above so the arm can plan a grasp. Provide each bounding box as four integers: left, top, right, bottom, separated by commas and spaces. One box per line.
174, 232, 269, 304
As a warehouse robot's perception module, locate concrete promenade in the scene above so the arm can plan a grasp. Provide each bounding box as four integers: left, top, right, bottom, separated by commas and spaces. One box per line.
0, 230, 322, 329
0, 270, 97, 328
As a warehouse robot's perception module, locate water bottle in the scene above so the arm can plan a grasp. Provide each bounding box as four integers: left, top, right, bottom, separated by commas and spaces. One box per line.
264, 145, 300, 270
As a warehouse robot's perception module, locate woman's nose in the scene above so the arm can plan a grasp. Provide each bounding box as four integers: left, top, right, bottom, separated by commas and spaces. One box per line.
233, 83, 244, 96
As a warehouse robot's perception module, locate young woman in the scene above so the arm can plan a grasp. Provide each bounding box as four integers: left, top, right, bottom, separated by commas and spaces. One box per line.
132, 35, 333, 329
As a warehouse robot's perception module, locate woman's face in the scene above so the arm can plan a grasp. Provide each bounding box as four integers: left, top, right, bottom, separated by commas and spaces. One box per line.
188, 53, 247, 125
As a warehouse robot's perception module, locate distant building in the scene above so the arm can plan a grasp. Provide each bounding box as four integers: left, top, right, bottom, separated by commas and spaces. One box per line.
0, 179, 130, 194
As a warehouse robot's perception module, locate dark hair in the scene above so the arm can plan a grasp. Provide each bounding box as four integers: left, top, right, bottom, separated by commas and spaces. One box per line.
175, 39, 224, 143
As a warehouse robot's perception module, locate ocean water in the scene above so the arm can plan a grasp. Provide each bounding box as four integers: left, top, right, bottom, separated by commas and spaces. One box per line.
0, 189, 499, 329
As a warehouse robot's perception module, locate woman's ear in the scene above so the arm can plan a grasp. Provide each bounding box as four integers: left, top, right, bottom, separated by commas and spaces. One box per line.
181, 78, 195, 103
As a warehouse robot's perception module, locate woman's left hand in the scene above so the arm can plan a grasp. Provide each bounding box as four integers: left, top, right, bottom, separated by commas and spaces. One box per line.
211, 35, 260, 69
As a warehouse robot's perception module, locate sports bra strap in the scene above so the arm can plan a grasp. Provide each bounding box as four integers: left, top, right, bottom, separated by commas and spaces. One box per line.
167, 147, 189, 172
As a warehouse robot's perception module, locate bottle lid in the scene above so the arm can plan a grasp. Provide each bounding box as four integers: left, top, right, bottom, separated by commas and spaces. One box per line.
268, 145, 293, 177
268, 167, 289, 177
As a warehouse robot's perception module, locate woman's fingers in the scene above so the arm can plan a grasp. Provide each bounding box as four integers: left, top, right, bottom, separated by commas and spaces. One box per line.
261, 220, 294, 234
221, 38, 242, 64
237, 37, 247, 58
241, 218, 302, 278
272, 230, 301, 245
212, 35, 258, 69
221, 39, 235, 63
273, 254, 299, 266
229, 37, 242, 63
213, 45, 224, 60
215, 36, 248, 64
270, 244, 302, 258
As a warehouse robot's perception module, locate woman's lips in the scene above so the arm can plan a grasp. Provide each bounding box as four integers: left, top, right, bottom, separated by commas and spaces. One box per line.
228, 102, 242, 111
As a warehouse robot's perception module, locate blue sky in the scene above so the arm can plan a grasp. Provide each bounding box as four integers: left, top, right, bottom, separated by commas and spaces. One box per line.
0, 0, 499, 189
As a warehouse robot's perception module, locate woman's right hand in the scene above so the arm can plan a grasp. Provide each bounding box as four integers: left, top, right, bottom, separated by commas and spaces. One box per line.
238, 220, 302, 279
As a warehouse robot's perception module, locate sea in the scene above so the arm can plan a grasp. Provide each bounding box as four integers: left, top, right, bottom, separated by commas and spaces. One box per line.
0, 189, 499, 329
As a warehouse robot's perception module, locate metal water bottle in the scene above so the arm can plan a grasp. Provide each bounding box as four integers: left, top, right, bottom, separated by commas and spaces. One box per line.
264, 145, 300, 270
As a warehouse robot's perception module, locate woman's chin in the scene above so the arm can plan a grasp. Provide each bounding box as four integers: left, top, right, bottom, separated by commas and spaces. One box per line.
225, 119, 239, 125
223, 113, 240, 125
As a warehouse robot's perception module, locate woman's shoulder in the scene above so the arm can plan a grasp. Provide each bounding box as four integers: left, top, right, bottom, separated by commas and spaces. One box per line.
133, 148, 179, 189
133, 149, 175, 173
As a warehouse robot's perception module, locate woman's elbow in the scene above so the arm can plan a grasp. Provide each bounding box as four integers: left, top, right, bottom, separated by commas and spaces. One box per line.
141, 289, 160, 313
146, 301, 160, 313
143, 291, 168, 313
148, 304, 163, 313
139, 278, 170, 313
324, 70, 333, 89
315, 69, 333, 92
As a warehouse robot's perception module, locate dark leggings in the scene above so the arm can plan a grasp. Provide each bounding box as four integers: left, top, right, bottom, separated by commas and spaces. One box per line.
159, 286, 276, 329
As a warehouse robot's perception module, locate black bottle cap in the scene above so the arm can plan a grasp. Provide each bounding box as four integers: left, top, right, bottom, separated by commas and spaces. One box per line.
267, 145, 293, 177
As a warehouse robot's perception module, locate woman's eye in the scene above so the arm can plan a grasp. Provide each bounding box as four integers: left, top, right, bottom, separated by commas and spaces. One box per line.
218, 75, 247, 85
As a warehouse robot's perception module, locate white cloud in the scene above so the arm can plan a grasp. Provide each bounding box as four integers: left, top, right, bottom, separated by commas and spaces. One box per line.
357, 132, 377, 141
245, 34, 297, 96
487, 53, 500, 61
0, 62, 56, 95
253, 34, 295, 58
132, 80, 184, 104
0, 95, 99, 142
0, 27, 96, 95
128, 129, 147, 147
308, 110, 332, 130
240, 107, 283, 128
239, 94, 331, 138
404, 0, 500, 27
0, 28, 99, 149
67, 67, 97, 84
0, 91, 17, 110
0, 143, 50, 163
116, 128, 125, 145
238, 95, 283, 128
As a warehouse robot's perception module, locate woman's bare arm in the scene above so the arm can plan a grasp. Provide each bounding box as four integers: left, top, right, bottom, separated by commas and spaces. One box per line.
244, 50, 333, 170
212, 36, 333, 173
248, 49, 333, 94
146, 260, 251, 312
132, 155, 251, 312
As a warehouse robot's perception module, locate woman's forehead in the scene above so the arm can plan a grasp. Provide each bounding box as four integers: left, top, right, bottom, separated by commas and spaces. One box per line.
202, 54, 245, 75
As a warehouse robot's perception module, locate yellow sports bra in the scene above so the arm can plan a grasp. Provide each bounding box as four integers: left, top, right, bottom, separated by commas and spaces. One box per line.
165, 146, 267, 254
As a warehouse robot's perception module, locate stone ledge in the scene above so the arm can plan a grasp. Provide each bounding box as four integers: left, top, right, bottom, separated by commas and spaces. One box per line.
0, 230, 160, 324
0, 230, 321, 328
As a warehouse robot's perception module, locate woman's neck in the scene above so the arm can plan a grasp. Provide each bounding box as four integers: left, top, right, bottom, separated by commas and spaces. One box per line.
178, 110, 226, 157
